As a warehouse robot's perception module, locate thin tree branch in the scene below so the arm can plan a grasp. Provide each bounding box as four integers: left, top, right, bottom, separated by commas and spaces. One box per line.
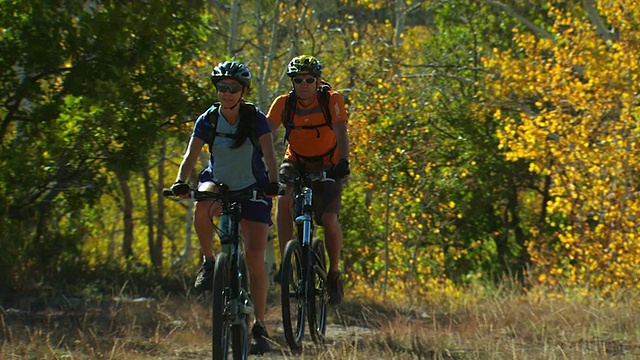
483, 0, 555, 42
582, 0, 617, 41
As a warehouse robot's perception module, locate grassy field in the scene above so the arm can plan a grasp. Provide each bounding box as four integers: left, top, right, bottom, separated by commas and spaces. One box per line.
1, 283, 640, 359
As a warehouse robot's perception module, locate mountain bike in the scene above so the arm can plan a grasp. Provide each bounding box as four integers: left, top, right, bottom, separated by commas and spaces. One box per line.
165, 184, 267, 360
280, 169, 333, 351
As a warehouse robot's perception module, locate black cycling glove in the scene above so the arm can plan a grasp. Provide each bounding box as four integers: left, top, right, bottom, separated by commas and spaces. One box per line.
332, 159, 350, 179
171, 180, 190, 196
263, 181, 281, 196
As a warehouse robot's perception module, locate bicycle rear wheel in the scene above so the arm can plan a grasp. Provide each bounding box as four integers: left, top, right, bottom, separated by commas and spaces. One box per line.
281, 239, 305, 351
212, 252, 230, 360
308, 238, 328, 344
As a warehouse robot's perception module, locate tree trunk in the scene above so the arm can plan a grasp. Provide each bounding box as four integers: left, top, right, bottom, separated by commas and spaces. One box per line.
143, 168, 160, 273
116, 169, 134, 259
394, 0, 406, 47
229, 0, 240, 56
174, 152, 207, 266
156, 142, 166, 272
507, 177, 530, 282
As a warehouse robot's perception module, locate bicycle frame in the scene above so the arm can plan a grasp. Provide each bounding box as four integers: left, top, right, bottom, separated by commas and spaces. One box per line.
219, 199, 253, 322
294, 183, 328, 302
295, 172, 332, 280
280, 170, 332, 350
164, 185, 267, 360
295, 186, 315, 246
212, 186, 269, 360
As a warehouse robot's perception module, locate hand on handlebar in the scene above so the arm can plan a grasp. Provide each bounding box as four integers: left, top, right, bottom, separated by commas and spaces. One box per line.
170, 180, 190, 197
332, 159, 350, 179
263, 181, 282, 197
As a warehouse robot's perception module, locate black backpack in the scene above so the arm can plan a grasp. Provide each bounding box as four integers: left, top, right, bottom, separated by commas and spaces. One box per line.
204, 102, 261, 153
281, 80, 333, 144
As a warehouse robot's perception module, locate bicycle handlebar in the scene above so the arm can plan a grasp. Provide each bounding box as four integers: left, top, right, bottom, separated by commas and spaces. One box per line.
163, 188, 221, 201
285, 169, 336, 186
163, 186, 269, 205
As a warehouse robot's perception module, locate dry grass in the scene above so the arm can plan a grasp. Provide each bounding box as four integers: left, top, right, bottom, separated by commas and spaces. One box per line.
1, 284, 640, 359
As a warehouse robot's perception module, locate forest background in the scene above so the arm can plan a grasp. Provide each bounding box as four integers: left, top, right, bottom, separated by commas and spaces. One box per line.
1, 0, 639, 305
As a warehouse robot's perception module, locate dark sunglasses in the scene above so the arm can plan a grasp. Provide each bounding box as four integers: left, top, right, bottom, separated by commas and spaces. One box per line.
293, 77, 317, 84
216, 82, 243, 94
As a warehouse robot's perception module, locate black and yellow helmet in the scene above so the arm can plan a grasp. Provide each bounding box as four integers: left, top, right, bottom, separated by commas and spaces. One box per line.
286, 55, 323, 77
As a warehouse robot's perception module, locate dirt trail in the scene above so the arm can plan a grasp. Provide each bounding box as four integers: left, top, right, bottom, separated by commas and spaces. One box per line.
259, 304, 377, 358
1, 295, 389, 359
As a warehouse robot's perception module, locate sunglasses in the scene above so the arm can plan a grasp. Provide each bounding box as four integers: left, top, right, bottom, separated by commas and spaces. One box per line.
293, 77, 317, 84
216, 82, 243, 94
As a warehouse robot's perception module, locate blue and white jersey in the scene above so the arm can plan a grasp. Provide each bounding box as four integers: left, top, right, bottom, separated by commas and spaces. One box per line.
192, 105, 271, 191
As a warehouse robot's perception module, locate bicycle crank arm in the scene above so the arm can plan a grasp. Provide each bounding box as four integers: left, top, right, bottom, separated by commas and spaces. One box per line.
313, 264, 327, 279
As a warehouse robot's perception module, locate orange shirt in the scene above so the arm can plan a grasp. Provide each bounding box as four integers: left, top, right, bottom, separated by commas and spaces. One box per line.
267, 90, 348, 167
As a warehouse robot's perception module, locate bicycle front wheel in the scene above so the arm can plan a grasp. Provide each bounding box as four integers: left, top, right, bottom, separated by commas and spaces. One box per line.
212, 252, 231, 360
231, 253, 250, 360
231, 321, 249, 360
281, 239, 305, 351
308, 238, 328, 344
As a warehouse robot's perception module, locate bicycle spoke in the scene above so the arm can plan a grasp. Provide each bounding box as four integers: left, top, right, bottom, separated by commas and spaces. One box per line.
231, 321, 249, 360
309, 238, 328, 343
281, 239, 305, 351
232, 254, 250, 359
213, 253, 231, 359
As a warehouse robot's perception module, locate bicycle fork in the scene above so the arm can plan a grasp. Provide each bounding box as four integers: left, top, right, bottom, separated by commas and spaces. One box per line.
221, 206, 254, 323
295, 188, 315, 299
294, 188, 314, 247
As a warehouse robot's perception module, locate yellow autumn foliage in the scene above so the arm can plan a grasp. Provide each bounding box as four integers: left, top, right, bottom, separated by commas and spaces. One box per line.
482, 2, 640, 291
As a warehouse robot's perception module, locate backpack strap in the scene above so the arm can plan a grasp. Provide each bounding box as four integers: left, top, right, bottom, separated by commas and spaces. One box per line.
281, 83, 336, 163
204, 103, 261, 153
317, 82, 333, 129
291, 143, 337, 163
281, 91, 297, 144
281, 83, 333, 144
239, 102, 261, 153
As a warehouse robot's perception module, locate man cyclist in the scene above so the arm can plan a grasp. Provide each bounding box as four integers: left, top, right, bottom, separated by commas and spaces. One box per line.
266, 55, 350, 305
